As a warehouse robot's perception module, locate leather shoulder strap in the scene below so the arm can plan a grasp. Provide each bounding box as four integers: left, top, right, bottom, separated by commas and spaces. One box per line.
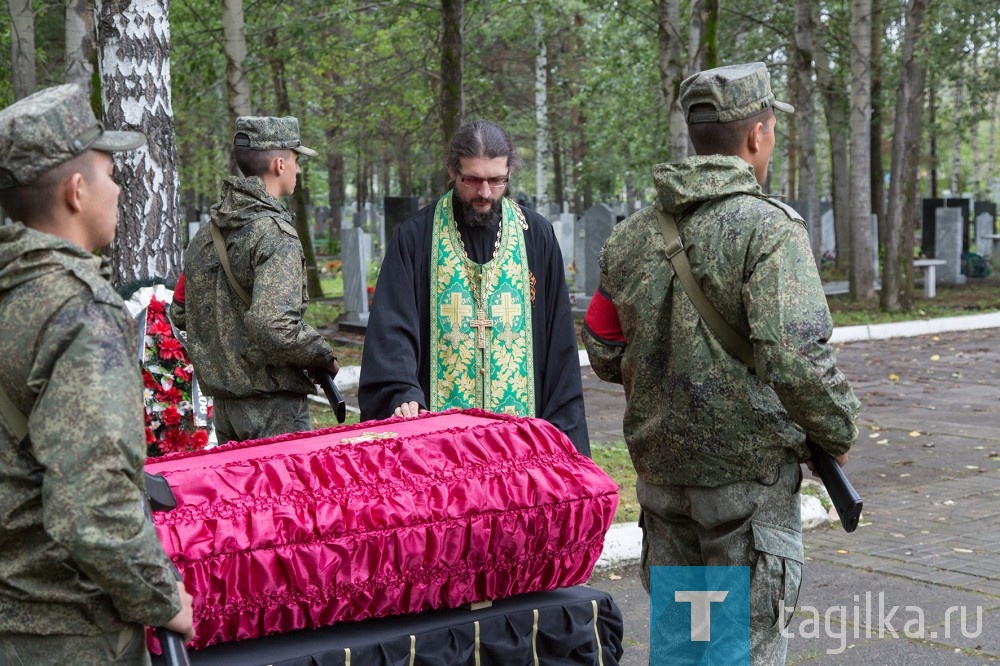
655, 207, 755, 368
0, 380, 28, 443
209, 223, 252, 308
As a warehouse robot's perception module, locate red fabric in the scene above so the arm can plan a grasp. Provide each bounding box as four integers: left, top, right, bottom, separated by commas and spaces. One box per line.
172, 273, 185, 304
146, 410, 619, 651
584, 289, 625, 343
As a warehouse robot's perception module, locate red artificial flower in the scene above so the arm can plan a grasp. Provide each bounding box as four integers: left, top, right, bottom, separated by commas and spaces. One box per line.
206, 405, 213, 420
158, 337, 186, 361
174, 365, 192, 382
147, 297, 166, 315
148, 318, 174, 337
160, 405, 182, 427
192, 430, 209, 449
156, 386, 184, 404
142, 369, 159, 390
145, 426, 156, 444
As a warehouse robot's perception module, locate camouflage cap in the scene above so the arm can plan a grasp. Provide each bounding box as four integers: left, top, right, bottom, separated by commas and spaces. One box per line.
233, 116, 318, 157
0, 83, 146, 189
679, 62, 794, 124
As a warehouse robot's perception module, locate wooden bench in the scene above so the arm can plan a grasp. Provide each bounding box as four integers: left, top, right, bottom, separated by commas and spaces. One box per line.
913, 259, 947, 298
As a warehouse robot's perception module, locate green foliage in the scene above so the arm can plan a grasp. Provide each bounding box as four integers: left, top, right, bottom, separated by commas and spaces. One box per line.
591, 442, 639, 524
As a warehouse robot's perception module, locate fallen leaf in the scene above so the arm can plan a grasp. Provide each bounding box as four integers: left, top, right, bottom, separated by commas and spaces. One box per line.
869, 433, 880, 438
608, 573, 622, 580
909, 431, 921, 437
932, 336, 940, 341
952, 548, 974, 554
877, 439, 889, 444
889, 373, 900, 382
930, 354, 941, 361
837, 549, 849, 554
966, 465, 980, 470
900, 473, 911, 477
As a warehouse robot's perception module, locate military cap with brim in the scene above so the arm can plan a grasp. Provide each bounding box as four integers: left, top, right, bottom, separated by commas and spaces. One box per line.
233, 116, 318, 157
680, 62, 794, 124
0, 83, 146, 190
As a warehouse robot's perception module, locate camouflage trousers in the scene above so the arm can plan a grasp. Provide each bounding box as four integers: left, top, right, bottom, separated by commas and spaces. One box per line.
212, 392, 311, 444
0, 625, 149, 665
637, 458, 804, 666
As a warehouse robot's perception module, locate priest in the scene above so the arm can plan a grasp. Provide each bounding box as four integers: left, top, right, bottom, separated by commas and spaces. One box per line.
359, 120, 589, 456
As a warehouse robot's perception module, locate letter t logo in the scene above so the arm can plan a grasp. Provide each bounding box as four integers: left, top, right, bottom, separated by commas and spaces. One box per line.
675, 590, 729, 641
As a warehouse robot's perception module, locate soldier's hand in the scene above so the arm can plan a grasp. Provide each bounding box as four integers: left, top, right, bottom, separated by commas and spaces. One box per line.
804, 451, 849, 479
164, 581, 195, 643
393, 401, 426, 418
325, 359, 340, 379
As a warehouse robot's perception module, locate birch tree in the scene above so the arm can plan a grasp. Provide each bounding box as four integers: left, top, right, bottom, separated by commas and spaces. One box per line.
9, 0, 35, 99
656, 0, 687, 160
65, 0, 94, 90
97, 0, 183, 286
222, 0, 251, 133
849, 0, 875, 300
534, 13, 548, 211
440, 0, 463, 153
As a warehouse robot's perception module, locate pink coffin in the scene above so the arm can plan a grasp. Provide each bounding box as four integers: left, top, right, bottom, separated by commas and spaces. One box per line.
146, 409, 619, 650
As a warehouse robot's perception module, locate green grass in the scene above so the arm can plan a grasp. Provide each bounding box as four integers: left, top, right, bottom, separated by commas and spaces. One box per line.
591, 442, 639, 524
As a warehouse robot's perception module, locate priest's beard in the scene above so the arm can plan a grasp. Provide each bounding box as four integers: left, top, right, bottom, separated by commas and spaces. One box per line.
455, 192, 502, 228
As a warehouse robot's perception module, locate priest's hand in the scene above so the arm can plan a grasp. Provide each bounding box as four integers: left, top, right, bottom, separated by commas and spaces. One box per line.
394, 401, 427, 418
164, 580, 195, 642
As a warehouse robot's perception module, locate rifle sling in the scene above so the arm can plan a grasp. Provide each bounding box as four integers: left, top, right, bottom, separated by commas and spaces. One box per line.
655, 207, 755, 368
210, 223, 252, 308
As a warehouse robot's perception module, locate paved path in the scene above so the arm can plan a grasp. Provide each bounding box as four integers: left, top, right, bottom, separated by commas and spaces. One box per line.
585, 327, 1000, 665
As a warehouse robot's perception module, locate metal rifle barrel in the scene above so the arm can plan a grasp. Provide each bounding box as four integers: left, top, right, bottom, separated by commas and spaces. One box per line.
316, 368, 346, 423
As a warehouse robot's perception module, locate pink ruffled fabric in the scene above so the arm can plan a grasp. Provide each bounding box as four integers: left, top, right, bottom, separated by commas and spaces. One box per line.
146, 409, 619, 650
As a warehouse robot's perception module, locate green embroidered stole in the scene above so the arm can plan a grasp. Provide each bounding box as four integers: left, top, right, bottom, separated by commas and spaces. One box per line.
430, 192, 535, 415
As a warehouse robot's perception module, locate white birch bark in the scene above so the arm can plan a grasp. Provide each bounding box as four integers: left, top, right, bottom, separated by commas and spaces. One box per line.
97, 0, 183, 286
794, 0, 820, 264
534, 14, 548, 211
949, 60, 964, 195
223, 0, 251, 121
656, 0, 687, 161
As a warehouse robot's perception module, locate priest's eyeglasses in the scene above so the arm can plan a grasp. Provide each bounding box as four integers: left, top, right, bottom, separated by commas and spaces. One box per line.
458, 174, 509, 189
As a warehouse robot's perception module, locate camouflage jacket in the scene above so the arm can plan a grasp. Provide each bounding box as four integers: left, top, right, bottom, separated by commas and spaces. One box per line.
582, 156, 860, 487
0, 223, 180, 635
171, 176, 335, 398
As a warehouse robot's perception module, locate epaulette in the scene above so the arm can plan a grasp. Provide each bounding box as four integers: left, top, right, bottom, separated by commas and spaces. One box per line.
759, 197, 805, 224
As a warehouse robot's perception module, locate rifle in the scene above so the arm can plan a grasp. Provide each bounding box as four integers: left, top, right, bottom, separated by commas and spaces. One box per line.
805, 440, 863, 533
315, 368, 346, 424
143, 473, 192, 666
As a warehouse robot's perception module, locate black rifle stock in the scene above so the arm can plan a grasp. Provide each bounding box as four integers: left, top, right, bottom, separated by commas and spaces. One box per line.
805, 440, 863, 533
143, 472, 192, 666
316, 368, 346, 423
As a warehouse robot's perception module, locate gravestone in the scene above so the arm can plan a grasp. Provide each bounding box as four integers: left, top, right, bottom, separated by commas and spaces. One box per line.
384, 196, 420, 244
922, 198, 972, 258
820, 207, 836, 256
576, 204, 616, 296
934, 207, 965, 285
551, 212, 576, 282
974, 201, 998, 264
339, 227, 372, 329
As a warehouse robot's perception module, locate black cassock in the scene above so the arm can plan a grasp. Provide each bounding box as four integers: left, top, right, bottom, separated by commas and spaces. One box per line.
358, 199, 590, 456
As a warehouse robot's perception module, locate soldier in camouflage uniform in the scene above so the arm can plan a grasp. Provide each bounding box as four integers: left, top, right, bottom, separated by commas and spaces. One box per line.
582, 63, 860, 664
0, 84, 193, 664
170, 116, 339, 444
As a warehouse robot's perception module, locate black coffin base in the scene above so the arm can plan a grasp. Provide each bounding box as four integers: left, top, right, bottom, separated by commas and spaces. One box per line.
154, 586, 624, 666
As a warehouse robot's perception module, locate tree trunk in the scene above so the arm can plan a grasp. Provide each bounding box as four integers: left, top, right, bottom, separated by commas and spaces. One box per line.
815, 28, 852, 272
9, 0, 35, 100
928, 70, 937, 198
569, 13, 586, 214
534, 14, 548, 211
870, 0, 886, 248
325, 125, 344, 255
223, 0, 251, 175
849, 0, 874, 300
949, 60, 964, 194
97, 0, 183, 287
793, 0, 820, 265
656, 0, 687, 161
687, 0, 704, 73
65, 0, 95, 91
440, 0, 463, 158
396, 132, 413, 196
883, 0, 930, 312
702, 0, 718, 69
266, 30, 323, 298
552, 131, 564, 210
